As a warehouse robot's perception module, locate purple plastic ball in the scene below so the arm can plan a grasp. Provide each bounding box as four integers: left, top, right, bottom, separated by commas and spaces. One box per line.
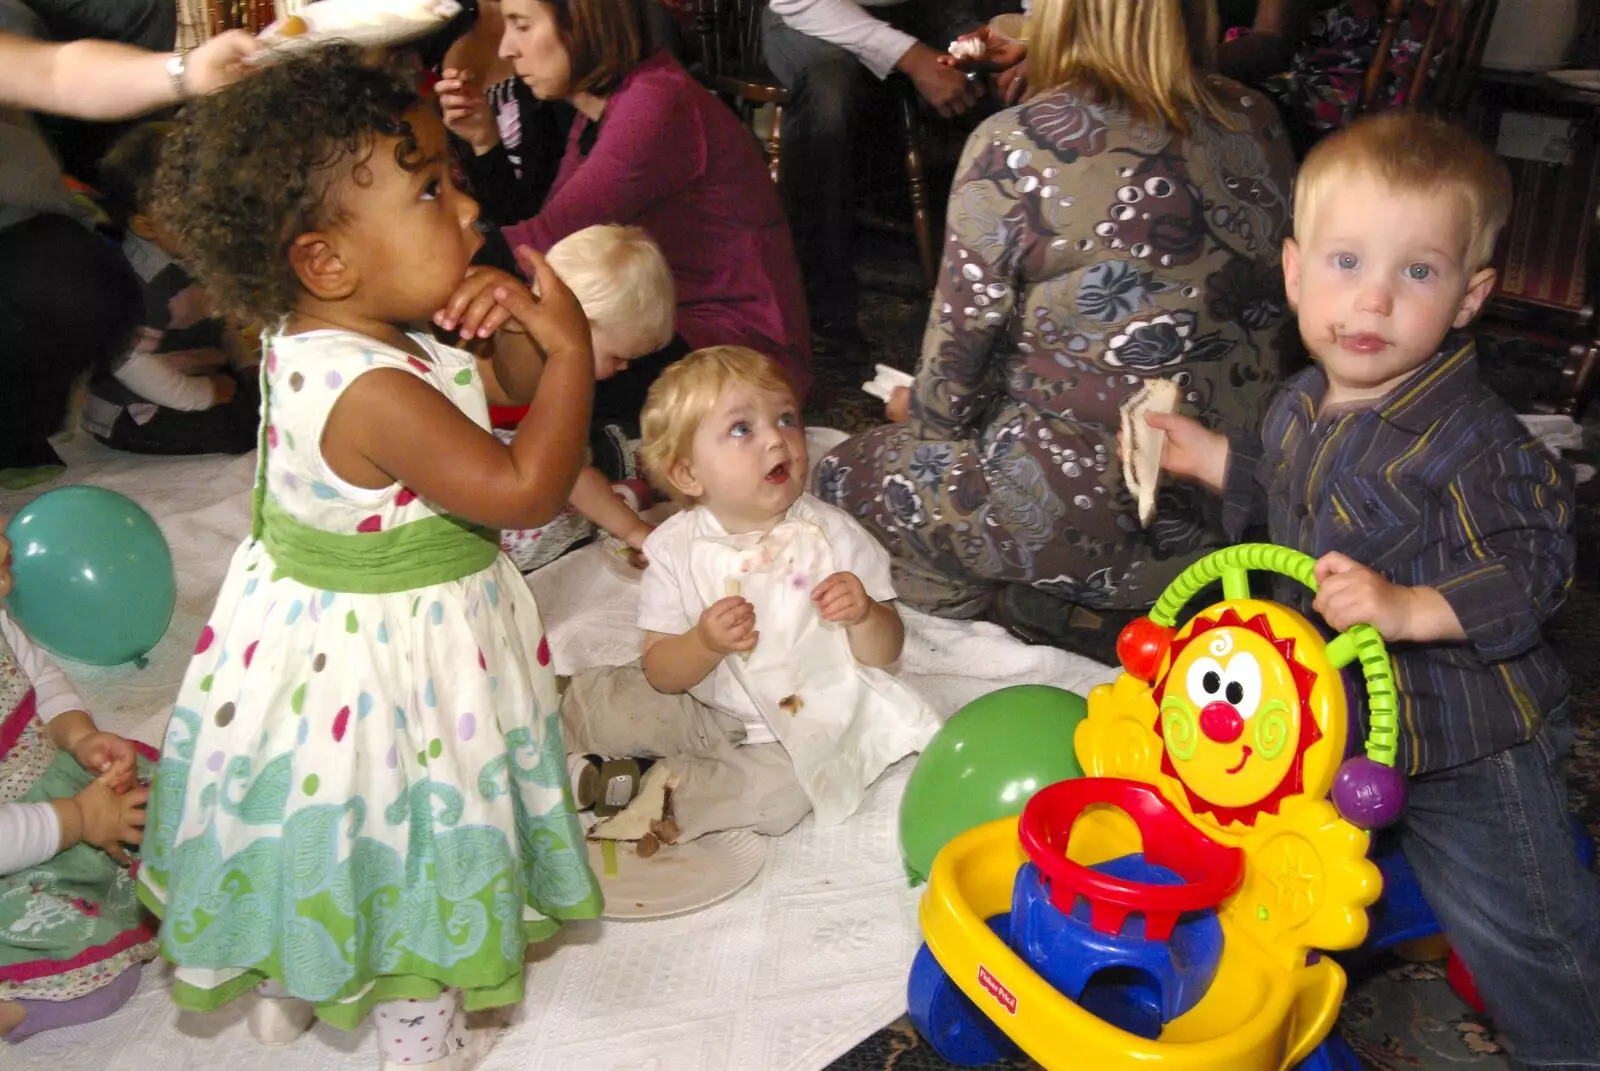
1332, 756, 1407, 829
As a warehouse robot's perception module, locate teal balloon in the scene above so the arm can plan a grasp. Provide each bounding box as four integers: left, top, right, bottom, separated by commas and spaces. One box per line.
4, 487, 176, 666
900, 684, 1087, 886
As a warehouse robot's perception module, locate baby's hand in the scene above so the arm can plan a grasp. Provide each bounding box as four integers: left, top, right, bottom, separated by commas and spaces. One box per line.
1141, 411, 1229, 493
71, 731, 140, 794
1313, 552, 1414, 639
812, 571, 873, 626
0, 531, 11, 602
695, 596, 758, 656
434, 266, 531, 341
72, 774, 148, 864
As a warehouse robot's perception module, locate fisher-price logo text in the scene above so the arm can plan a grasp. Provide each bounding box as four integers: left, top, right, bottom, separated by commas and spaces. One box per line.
977, 965, 1017, 1015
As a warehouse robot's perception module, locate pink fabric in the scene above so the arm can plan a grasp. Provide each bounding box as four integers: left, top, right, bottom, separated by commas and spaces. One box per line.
502, 52, 813, 402
0, 926, 156, 984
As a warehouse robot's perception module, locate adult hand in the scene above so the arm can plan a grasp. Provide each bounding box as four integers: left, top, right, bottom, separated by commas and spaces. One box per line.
995, 59, 1029, 105
897, 42, 980, 118
695, 596, 758, 656
886, 386, 910, 424
939, 26, 1027, 72
185, 30, 261, 96
435, 68, 500, 155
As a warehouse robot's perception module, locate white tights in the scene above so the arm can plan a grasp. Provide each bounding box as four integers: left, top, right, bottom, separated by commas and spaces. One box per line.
371, 989, 466, 1065
254, 981, 467, 1065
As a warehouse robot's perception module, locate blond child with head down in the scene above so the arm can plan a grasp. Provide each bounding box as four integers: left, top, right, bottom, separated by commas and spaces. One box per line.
562, 347, 940, 847
492, 224, 675, 570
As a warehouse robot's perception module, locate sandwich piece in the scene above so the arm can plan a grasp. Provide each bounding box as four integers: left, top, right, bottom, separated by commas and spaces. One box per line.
1119, 378, 1179, 527
588, 762, 681, 858
861, 363, 914, 403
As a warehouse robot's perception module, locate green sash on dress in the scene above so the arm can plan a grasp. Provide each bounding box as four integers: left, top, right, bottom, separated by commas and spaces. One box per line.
247, 352, 499, 595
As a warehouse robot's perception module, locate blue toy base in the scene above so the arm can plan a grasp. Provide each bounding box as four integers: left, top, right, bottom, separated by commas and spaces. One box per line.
907, 916, 1023, 1066
1009, 854, 1223, 1038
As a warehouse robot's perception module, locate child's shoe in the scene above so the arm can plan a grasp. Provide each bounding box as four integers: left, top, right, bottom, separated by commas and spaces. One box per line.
568, 754, 654, 816
247, 995, 315, 1045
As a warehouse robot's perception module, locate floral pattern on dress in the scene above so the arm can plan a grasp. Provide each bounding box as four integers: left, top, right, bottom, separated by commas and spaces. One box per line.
818, 78, 1295, 616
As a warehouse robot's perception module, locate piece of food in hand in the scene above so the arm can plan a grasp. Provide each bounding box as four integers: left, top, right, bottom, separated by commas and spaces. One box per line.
861, 362, 914, 402
588, 762, 680, 854
1119, 377, 1179, 527
948, 36, 986, 60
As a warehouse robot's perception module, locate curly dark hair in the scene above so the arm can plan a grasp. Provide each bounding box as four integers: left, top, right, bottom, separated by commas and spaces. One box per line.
152, 46, 425, 324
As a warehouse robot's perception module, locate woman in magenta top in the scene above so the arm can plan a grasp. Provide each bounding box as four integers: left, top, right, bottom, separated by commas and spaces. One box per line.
460, 0, 812, 404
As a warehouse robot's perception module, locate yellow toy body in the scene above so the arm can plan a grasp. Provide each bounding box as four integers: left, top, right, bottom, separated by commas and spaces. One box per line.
915, 547, 1392, 1070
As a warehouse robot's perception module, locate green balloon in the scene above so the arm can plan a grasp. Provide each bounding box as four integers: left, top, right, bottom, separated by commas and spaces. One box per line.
4, 487, 176, 666
900, 684, 1087, 886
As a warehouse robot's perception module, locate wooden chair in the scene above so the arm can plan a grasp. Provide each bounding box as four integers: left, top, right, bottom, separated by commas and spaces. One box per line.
1357, 0, 1500, 117
689, 0, 939, 292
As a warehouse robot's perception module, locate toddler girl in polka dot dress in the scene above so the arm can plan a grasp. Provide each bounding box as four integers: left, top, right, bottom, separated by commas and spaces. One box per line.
134, 48, 602, 1070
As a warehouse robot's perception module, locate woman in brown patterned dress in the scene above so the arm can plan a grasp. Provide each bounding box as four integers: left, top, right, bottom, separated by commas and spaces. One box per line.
816, 0, 1297, 640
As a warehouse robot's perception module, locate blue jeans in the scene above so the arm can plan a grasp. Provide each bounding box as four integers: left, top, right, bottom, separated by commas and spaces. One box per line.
1401, 711, 1600, 1069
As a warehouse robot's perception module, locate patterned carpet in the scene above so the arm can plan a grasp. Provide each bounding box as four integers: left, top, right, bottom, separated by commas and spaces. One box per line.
810, 235, 1600, 1071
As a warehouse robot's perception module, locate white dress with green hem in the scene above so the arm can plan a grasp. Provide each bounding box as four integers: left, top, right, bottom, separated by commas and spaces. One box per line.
136, 330, 602, 1029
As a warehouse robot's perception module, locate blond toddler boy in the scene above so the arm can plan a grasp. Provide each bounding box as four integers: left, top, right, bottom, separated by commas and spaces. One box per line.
1151, 113, 1599, 1067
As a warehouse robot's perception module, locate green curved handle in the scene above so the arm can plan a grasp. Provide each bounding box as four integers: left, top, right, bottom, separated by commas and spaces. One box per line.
1147, 544, 1398, 769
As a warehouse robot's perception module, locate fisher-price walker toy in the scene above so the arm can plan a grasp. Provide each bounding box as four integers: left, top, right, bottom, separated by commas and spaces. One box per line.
907, 544, 1408, 1070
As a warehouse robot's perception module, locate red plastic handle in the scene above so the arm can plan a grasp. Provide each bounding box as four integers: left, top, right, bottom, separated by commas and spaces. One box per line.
1018, 779, 1245, 941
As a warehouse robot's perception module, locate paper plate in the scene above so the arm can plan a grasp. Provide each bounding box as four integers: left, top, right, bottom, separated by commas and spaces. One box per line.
588, 830, 767, 920
253, 0, 461, 62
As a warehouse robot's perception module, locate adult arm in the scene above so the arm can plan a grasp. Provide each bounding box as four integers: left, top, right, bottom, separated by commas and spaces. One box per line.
1215, 0, 1316, 85
0, 29, 258, 120
766, 0, 916, 80
501, 86, 703, 253
768, 0, 978, 114
906, 131, 1021, 440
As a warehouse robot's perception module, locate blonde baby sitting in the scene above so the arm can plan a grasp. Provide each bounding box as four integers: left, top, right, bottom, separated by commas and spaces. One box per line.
564, 347, 941, 847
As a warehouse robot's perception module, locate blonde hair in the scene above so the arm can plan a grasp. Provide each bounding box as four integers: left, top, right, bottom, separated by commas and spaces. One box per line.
1027, 0, 1225, 135
639, 346, 796, 504
545, 224, 675, 355
1294, 113, 1512, 271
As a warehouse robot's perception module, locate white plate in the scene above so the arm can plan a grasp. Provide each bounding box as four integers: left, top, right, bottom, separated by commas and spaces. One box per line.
587, 830, 767, 919
252, 0, 461, 63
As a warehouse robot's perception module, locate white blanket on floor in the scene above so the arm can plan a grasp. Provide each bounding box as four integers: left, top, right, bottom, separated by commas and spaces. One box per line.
0, 431, 1116, 1071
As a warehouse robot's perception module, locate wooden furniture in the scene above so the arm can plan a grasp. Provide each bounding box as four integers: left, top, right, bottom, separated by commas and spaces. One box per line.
1359, 0, 1500, 117
689, 0, 938, 291
182, 0, 275, 49
1471, 70, 1600, 417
